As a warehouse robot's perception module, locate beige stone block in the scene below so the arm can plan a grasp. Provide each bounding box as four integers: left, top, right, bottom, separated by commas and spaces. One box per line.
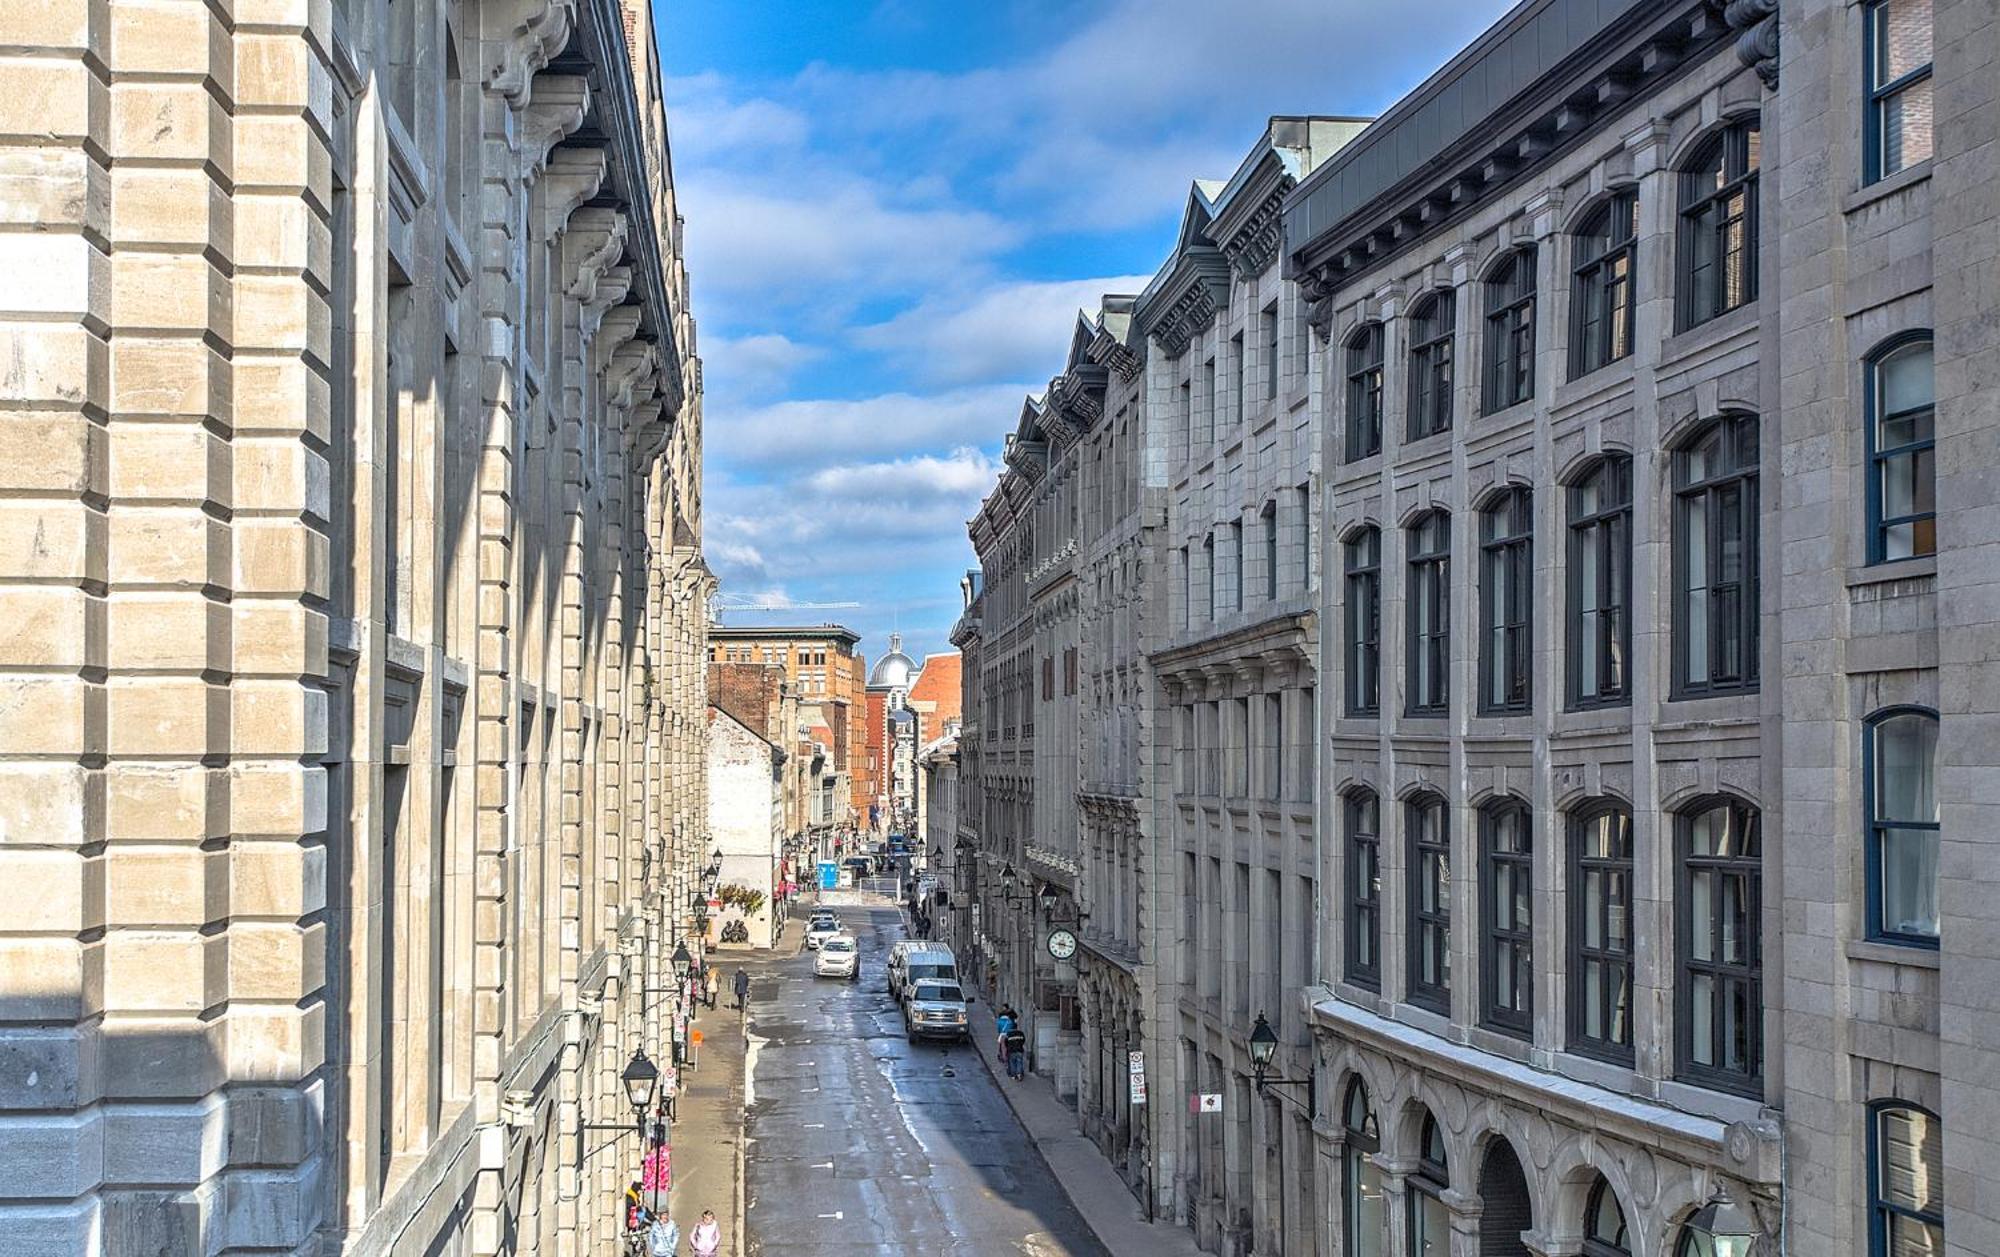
227, 921, 318, 1000
233, 272, 327, 362
104, 846, 211, 927
110, 335, 230, 422
231, 115, 328, 209
107, 80, 225, 166
108, 165, 230, 251
0, 55, 107, 146
106, 505, 225, 586
231, 601, 326, 676
111, 251, 228, 334
0, 231, 106, 320
108, 422, 227, 504
104, 762, 215, 843
226, 1000, 323, 1080
0, 937, 84, 1020
231, 357, 322, 440
229, 838, 323, 918
101, 930, 207, 1011
0, 0, 108, 53
0, 849, 89, 931
0, 586, 98, 668
228, 761, 325, 837
108, 0, 230, 79
232, 192, 313, 272
0, 762, 96, 847
106, 592, 224, 672
0, 674, 97, 756
105, 676, 221, 756
234, 517, 327, 598
229, 679, 323, 757
0, 147, 108, 233
0, 409, 105, 499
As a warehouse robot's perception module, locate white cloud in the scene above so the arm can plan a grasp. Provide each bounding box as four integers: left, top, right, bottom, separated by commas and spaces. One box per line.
855, 274, 1154, 387
803, 447, 1002, 501
705, 382, 1029, 469
700, 332, 823, 405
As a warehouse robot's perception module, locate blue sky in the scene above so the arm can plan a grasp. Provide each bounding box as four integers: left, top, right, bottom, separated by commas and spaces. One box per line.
655, 0, 1516, 665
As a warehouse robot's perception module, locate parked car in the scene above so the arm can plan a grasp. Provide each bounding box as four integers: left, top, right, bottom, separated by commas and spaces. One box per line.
903, 980, 970, 1042
804, 915, 842, 950
894, 946, 958, 1006
814, 935, 860, 980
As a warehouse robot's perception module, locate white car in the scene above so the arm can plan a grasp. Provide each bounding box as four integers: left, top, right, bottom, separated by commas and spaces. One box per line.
903, 980, 969, 1042
804, 916, 842, 950
814, 935, 860, 980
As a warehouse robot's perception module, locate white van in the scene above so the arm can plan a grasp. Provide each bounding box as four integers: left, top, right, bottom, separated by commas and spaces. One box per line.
894, 946, 958, 1006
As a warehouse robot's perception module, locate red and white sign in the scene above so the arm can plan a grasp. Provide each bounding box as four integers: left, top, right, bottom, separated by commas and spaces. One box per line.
1190, 1092, 1223, 1114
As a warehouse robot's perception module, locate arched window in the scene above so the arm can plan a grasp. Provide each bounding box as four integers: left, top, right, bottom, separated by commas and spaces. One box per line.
1869, 1102, 1944, 1253
1583, 1176, 1632, 1256
1408, 291, 1455, 439
1866, 708, 1940, 943
1867, 336, 1936, 562
1568, 456, 1632, 708
1672, 414, 1760, 699
1343, 1082, 1385, 1257
1479, 488, 1534, 715
1677, 120, 1761, 330
1569, 803, 1635, 1062
1480, 797, 1533, 1034
1571, 191, 1638, 377
1406, 793, 1451, 1014
1346, 323, 1385, 461
1410, 1113, 1451, 1256
1483, 249, 1537, 413
1344, 528, 1382, 716
1676, 796, 1763, 1094
1345, 789, 1382, 987
1406, 511, 1451, 716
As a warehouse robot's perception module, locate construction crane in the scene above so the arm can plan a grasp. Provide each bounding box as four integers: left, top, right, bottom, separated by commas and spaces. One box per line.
709, 592, 862, 621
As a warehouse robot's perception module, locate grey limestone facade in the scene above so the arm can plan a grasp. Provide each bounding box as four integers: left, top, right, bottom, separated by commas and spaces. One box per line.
0, 0, 713, 1252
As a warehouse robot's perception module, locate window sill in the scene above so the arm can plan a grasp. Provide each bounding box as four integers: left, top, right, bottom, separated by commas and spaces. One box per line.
1478, 397, 1536, 427
1660, 301, 1760, 371
1846, 938, 1940, 969
1846, 554, 1936, 589
1553, 357, 1636, 412
1845, 160, 1932, 215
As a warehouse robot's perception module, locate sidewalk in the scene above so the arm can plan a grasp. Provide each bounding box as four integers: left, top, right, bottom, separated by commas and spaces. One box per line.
662, 918, 803, 1257
965, 999, 1204, 1257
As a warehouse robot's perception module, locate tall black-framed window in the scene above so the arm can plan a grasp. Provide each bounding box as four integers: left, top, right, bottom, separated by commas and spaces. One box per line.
1568, 455, 1632, 709
1479, 488, 1533, 715
1407, 291, 1455, 439
1345, 322, 1385, 461
1869, 1102, 1944, 1255
1583, 1177, 1632, 1257
1571, 191, 1637, 378
1479, 797, 1533, 1035
1342, 1081, 1385, 1257
1672, 413, 1760, 699
1867, 335, 1936, 563
1409, 1113, 1450, 1256
1569, 803, 1634, 1062
1482, 249, 1536, 413
1865, 0, 1934, 183
1676, 796, 1762, 1095
1406, 511, 1450, 716
1345, 790, 1382, 987
1865, 707, 1940, 945
1344, 527, 1381, 716
1677, 120, 1760, 330
1262, 500, 1280, 602
1406, 793, 1451, 1015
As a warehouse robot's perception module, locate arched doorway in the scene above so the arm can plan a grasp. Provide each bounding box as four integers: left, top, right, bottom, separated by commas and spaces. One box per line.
1477, 1139, 1533, 1256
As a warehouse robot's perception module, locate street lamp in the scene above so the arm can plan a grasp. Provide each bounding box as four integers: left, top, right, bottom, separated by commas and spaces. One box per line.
1684, 1188, 1761, 1257
621, 1048, 660, 1121
1246, 1012, 1315, 1113
671, 941, 693, 985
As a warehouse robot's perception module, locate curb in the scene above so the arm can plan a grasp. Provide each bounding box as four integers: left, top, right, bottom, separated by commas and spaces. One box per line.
733, 1005, 748, 1257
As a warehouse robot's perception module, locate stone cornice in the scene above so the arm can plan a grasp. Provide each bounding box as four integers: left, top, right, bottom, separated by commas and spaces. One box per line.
488, 0, 580, 109
1219, 184, 1291, 281
1087, 329, 1142, 383
1721, 0, 1779, 88
1141, 252, 1230, 359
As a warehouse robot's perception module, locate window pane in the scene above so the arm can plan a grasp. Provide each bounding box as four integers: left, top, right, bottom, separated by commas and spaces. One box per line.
1876, 0, 1934, 84
1876, 714, 1939, 821
1880, 826, 1941, 937
1413, 1192, 1450, 1256
1880, 76, 1936, 176
1887, 1214, 1946, 1257
1350, 1156, 1385, 1257
1879, 1106, 1943, 1213
1880, 343, 1935, 422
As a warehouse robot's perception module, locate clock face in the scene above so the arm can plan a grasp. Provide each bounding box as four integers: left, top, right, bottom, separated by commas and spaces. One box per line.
1047, 928, 1078, 960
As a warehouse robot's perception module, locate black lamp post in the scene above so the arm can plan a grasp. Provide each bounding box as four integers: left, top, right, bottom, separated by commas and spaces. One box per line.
1684, 1189, 1761, 1257
1246, 1011, 1315, 1113
671, 941, 693, 986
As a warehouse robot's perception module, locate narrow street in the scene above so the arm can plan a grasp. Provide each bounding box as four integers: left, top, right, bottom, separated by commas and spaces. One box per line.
742, 895, 1109, 1257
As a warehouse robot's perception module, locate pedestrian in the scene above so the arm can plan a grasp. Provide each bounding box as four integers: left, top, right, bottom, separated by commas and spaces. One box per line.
690, 1208, 722, 1257
646, 1213, 679, 1257
1004, 1023, 1028, 1080
732, 968, 750, 1011
705, 966, 720, 1010
995, 1006, 1014, 1062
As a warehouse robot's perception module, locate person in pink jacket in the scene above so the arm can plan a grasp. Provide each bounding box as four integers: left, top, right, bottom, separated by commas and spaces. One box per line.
689, 1209, 722, 1257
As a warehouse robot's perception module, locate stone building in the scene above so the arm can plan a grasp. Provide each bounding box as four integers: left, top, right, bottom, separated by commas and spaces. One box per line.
908, 650, 963, 849
1145, 117, 1362, 1257
0, 0, 711, 1252
707, 623, 866, 832
947, 572, 987, 967
706, 685, 784, 950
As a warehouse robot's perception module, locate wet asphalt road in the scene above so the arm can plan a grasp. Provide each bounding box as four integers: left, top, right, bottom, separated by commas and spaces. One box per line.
742, 896, 1109, 1257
